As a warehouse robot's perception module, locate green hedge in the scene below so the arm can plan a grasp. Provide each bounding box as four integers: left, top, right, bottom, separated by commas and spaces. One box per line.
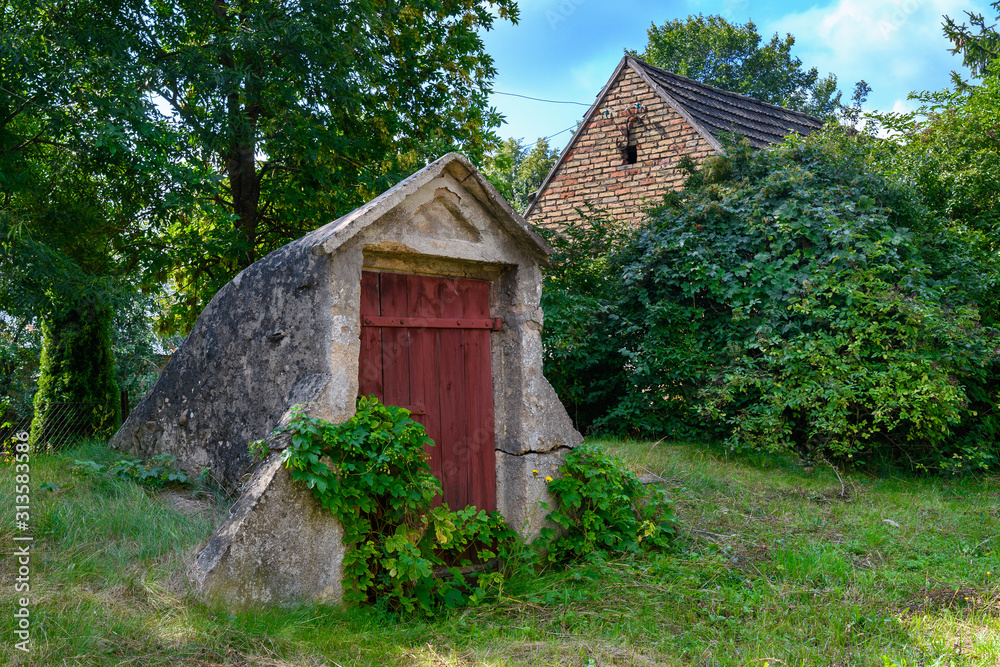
541, 130, 1000, 472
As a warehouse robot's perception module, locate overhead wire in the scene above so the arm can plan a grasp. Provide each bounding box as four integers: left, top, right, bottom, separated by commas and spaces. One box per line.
543, 124, 577, 141
493, 91, 592, 107
489, 92, 589, 142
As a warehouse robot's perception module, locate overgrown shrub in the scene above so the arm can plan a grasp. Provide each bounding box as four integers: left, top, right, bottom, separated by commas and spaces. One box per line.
537, 443, 676, 561
633, 135, 997, 468
703, 271, 995, 470
280, 396, 515, 614
539, 210, 633, 432
540, 130, 1000, 470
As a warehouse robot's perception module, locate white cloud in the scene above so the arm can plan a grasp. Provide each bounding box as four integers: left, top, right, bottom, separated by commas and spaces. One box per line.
891, 97, 918, 114
763, 0, 992, 111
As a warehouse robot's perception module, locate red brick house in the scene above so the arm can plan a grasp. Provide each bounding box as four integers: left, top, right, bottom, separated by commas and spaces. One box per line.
525, 56, 824, 229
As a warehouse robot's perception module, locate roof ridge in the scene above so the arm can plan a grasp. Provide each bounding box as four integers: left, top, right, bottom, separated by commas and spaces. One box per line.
627, 56, 824, 125
670, 92, 821, 132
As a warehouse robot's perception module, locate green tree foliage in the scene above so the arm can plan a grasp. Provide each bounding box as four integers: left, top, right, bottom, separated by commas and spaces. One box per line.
483, 137, 559, 212
869, 66, 1000, 326
4, 0, 516, 422
5, 0, 519, 333
543, 133, 999, 471
632, 14, 842, 118
0, 108, 143, 441
1, 0, 179, 291
943, 1, 1000, 82
80, 0, 519, 332
2, 0, 181, 434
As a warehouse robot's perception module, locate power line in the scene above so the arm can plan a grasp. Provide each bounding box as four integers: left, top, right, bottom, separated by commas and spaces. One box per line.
493, 91, 592, 107
544, 124, 577, 141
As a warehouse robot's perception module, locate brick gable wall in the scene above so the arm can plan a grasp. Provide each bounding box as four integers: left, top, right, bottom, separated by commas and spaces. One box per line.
527, 66, 716, 229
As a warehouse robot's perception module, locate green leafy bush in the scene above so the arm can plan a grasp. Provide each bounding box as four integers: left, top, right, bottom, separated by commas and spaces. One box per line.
538, 211, 633, 433
280, 396, 516, 614
540, 130, 999, 470
634, 135, 998, 468
538, 443, 676, 561
704, 271, 996, 470
71, 453, 189, 488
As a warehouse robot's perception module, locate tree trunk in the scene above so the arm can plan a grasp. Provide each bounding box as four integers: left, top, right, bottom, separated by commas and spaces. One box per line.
216, 0, 262, 268
226, 139, 261, 268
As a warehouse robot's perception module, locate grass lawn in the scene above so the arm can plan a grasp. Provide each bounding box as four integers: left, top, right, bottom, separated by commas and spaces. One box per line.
1, 438, 998, 666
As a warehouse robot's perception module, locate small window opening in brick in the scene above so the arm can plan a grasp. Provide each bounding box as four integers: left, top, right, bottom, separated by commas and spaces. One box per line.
624, 145, 638, 164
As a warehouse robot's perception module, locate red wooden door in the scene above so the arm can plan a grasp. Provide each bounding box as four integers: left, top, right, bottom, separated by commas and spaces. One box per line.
358, 271, 497, 512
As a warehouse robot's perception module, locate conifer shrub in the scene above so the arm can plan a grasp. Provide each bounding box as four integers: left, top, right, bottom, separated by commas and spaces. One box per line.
30, 295, 120, 448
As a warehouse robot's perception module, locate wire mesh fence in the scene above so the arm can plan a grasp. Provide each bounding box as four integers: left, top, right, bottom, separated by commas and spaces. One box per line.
1, 401, 114, 453
0, 412, 33, 454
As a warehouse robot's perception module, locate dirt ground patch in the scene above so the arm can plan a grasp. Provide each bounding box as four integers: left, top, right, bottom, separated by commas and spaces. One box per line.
902, 586, 1000, 616
158, 489, 216, 516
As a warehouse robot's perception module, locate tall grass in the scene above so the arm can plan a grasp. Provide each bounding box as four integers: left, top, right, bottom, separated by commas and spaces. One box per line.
1, 438, 998, 665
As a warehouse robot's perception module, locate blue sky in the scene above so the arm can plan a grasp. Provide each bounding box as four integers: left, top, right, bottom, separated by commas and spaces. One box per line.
480, 0, 993, 149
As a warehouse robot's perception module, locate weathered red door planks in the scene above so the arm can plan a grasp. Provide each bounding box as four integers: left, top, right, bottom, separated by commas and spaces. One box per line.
358, 273, 384, 398
358, 271, 497, 512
